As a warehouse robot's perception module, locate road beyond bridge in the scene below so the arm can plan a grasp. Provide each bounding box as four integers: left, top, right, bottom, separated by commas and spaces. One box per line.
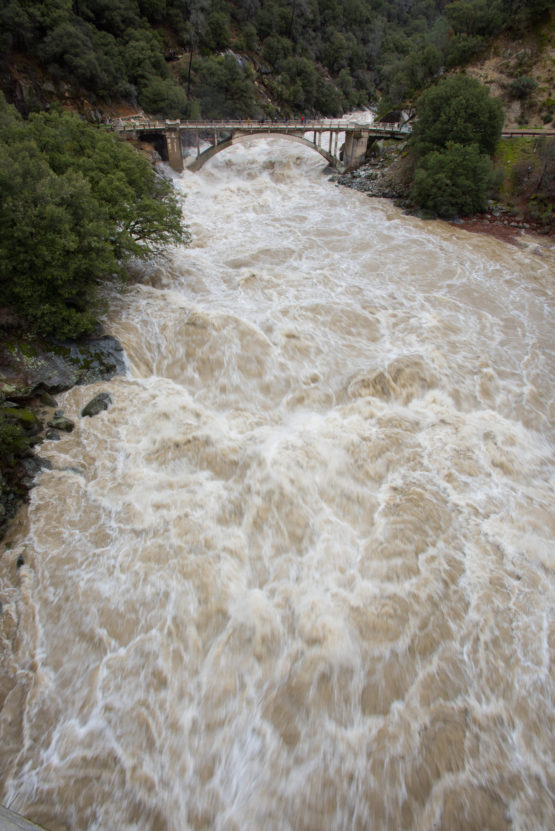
114, 118, 412, 173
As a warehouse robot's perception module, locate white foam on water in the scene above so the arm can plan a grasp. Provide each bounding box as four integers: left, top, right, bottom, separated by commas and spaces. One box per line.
1, 132, 554, 831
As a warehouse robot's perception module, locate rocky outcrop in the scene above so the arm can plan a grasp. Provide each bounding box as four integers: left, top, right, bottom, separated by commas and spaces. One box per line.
0, 333, 125, 399
0, 330, 125, 539
331, 140, 413, 200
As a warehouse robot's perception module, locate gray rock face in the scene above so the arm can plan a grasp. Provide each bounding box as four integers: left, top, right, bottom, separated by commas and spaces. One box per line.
81, 392, 112, 418
1, 334, 126, 398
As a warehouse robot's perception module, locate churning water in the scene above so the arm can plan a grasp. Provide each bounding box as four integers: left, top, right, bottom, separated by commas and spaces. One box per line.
1, 135, 554, 831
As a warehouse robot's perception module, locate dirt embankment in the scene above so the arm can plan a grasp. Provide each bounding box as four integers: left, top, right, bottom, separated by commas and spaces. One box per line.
465, 13, 555, 130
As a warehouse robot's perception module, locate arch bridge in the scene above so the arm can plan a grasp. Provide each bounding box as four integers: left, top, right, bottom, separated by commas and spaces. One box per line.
113, 118, 412, 173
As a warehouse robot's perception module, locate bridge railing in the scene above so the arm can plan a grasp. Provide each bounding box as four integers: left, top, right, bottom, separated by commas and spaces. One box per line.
112, 117, 412, 134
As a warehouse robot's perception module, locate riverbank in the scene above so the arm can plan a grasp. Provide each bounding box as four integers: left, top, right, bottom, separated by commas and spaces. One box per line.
332, 140, 554, 253
450, 215, 555, 260
0, 327, 125, 539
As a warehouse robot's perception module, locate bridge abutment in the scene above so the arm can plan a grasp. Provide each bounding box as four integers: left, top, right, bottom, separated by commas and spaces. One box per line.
343, 130, 369, 171
164, 128, 184, 172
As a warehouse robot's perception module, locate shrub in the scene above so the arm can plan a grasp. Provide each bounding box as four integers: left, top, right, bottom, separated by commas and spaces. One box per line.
410, 142, 494, 217
508, 76, 538, 99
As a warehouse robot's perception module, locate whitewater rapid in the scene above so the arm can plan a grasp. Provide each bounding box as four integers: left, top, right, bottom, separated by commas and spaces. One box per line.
0, 135, 554, 831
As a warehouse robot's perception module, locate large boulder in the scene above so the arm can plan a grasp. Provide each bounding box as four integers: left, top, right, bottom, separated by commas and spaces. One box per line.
81, 392, 112, 418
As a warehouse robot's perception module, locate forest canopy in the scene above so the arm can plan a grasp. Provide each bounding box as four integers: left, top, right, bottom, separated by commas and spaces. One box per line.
1, 0, 552, 119
0, 94, 187, 337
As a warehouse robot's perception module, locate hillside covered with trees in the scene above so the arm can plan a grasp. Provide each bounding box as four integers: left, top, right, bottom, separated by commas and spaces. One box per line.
1, 0, 552, 120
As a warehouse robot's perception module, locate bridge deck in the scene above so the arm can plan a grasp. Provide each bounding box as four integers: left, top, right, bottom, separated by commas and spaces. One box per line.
110, 116, 554, 174
113, 116, 555, 140
114, 118, 411, 136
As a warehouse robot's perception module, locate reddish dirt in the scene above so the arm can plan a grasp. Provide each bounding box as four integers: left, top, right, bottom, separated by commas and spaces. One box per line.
451, 216, 553, 248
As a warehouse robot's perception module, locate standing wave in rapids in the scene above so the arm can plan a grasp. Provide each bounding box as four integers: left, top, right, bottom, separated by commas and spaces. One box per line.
0, 135, 553, 831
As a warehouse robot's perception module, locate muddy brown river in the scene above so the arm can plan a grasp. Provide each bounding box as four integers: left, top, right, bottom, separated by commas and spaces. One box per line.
1, 132, 554, 830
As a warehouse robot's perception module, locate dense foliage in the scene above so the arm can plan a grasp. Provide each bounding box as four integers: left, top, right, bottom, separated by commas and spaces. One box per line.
411, 75, 505, 157
0, 95, 187, 337
409, 75, 503, 217
1, 0, 551, 119
411, 142, 495, 217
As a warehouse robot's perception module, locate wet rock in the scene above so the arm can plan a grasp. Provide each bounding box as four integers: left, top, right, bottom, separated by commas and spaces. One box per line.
45, 429, 61, 441
47, 414, 75, 432
40, 392, 58, 407
0, 333, 126, 398
16, 555, 25, 569
22, 455, 52, 478
81, 392, 112, 418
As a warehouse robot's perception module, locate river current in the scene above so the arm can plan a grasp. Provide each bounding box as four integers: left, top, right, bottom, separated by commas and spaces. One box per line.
1, 134, 554, 831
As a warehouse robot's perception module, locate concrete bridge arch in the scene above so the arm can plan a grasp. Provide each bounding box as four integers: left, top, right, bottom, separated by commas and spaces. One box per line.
186, 130, 336, 171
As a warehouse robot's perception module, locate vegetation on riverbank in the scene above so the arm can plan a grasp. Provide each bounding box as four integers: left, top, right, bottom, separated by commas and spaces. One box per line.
408, 75, 504, 217
0, 330, 125, 539
494, 135, 555, 224
0, 93, 187, 338
0, 91, 187, 533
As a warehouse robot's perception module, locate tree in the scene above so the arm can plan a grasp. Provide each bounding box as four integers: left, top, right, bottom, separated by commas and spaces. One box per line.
139, 77, 189, 118
410, 142, 494, 217
411, 74, 504, 156
0, 147, 112, 336
192, 54, 258, 119
0, 97, 187, 337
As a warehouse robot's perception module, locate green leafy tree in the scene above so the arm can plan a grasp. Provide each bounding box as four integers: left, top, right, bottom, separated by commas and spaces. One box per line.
139, 77, 189, 117
241, 22, 258, 51
202, 10, 232, 52
0, 97, 187, 337
193, 54, 258, 119
262, 35, 293, 67
443, 33, 484, 69
122, 27, 169, 89
444, 0, 503, 37
77, 0, 141, 38
411, 142, 494, 217
314, 80, 343, 116
0, 149, 112, 335
411, 74, 504, 156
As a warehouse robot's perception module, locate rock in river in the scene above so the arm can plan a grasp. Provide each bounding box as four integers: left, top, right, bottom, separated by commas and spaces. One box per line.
81, 392, 112, 418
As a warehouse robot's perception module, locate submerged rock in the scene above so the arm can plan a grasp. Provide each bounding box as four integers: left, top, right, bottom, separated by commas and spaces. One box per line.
81, 392, 112, 418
